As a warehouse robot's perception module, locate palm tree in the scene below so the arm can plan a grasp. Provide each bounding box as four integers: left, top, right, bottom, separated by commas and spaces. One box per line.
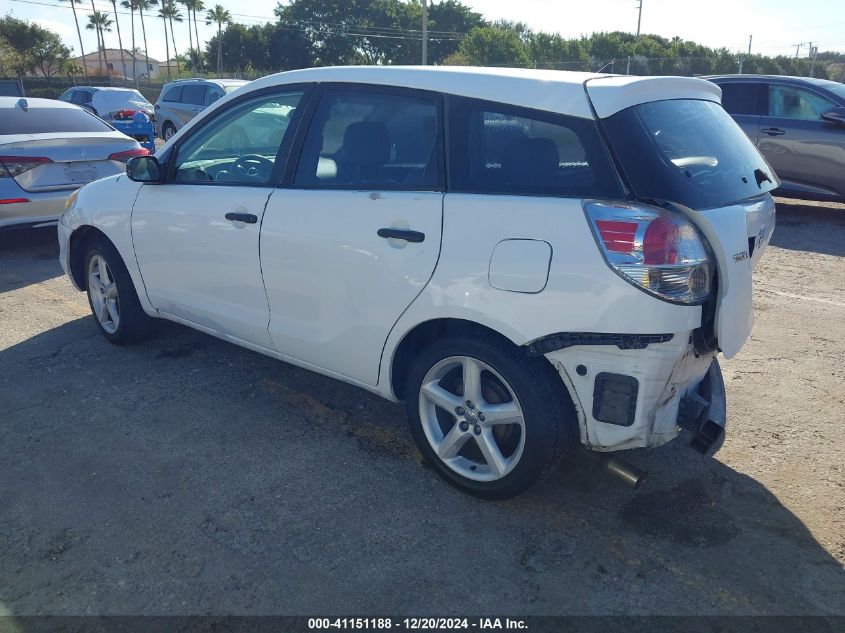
157, 2, 170, 78
166, 1, 183, 74
205, 4, 230, 77
137, 0, 157, 84
120, 0, 137, 82
87, 0, 103, 73
109, 0, 127, 78
86, 11, 113, 75
60, 0, 88, 78
191, 0, 204, 70
179, 0, 193, 70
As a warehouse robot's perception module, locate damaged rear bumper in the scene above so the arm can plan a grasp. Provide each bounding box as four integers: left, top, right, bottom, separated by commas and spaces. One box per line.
544, 332, 725, 452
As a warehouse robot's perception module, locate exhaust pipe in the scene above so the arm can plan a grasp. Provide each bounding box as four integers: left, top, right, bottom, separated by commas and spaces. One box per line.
602, 456, 647, 489
580, 449, 647, 489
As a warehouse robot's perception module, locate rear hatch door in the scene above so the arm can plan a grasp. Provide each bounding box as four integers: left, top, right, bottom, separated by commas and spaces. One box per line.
587, 76, 778, 357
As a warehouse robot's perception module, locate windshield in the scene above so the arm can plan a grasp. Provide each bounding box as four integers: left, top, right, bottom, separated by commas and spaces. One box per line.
0, 107, 113, 134
602, 99, 779, 209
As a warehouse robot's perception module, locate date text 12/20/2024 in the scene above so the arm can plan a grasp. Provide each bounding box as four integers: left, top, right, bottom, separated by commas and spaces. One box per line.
308, 618, 528, 630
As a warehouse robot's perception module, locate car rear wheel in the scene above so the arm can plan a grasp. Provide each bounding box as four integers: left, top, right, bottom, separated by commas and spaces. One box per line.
404, 334, 575, 499
85, 238, 152, 344
162, 122, 176, 141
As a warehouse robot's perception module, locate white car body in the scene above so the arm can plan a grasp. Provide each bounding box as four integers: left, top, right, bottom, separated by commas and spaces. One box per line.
58, 66, 775, 466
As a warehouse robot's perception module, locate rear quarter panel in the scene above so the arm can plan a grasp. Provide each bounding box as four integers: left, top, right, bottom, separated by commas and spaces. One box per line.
377, 194, 703, 398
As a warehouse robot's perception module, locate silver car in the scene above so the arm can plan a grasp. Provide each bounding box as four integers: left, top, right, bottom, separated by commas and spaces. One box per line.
154, 78, 249, 140
0, 97, 148, 230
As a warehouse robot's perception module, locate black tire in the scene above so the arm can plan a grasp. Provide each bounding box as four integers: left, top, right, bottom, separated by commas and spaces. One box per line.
84, 237, 153, 345
162, 122, 176, 141
404, 333, 576, 500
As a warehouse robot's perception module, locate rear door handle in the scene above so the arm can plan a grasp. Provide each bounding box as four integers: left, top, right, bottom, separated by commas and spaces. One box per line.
225, 212, 258, 224
377, 228, 425, 243
761, 127, 785, 136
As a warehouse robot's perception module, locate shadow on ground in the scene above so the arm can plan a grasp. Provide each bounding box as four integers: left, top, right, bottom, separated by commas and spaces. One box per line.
1, 318, 843, 616
0, 227, 61, 294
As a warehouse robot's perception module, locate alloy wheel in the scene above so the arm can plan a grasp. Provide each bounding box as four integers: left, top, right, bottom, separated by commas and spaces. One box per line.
88, 254, 120, 334
418, 356, 526, 482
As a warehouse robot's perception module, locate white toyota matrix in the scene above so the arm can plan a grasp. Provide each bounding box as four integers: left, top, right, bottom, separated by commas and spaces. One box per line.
59, 66, 776, 499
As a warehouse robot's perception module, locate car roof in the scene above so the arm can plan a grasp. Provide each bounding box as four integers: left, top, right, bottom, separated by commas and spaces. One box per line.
242, 65, 719, 120
0, 96, 79, 109
706, 74, 834, 85
162, 78, 248, 86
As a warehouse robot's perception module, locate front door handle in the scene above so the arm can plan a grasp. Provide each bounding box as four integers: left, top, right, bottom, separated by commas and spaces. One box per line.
225, 212, 258, 224
761, 127, 786, 136
377, 228, 425, 243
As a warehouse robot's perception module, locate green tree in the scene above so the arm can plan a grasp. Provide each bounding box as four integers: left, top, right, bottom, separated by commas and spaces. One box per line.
206, 4, 231, 75
446, 25, 530, 67
0, 35, 23, 76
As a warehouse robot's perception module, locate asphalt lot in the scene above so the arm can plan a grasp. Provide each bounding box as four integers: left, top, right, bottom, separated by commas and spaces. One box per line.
0, 199, 844, 617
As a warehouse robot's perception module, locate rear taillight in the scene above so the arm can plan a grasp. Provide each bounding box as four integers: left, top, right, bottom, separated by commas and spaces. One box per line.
0, 156, 53, 178
586, 201, 714, 305
108, 147, 151, 163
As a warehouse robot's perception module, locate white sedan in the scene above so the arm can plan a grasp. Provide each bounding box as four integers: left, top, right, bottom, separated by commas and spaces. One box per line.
0, 97, 149, 230
58, 66, 776, 499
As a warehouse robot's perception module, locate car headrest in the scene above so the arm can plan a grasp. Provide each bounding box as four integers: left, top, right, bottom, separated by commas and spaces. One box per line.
341, 121, 391, 167
502, 137, 560, 185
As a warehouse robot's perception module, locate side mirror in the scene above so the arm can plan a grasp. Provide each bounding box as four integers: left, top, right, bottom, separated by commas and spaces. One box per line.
126, 155, 162, 183
821, 106, 845, 126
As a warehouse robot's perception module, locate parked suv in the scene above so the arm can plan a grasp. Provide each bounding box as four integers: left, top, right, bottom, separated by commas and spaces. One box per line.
708, 75, 845, 202
154, 78, 249, 140
58, 67, 777, 499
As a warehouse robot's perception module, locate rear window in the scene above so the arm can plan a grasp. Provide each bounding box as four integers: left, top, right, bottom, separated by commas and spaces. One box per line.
0, 107, 113, 134
602, 99, 778, 209
449, 96, 623, 198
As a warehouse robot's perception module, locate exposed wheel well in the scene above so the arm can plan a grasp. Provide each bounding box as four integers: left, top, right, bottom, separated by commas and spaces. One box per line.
68, 226, 112, 290
390, 318, 520, 400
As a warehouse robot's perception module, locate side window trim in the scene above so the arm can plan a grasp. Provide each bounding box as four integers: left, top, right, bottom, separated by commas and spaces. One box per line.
161, 82, 316, 188
282, 82, 446, 192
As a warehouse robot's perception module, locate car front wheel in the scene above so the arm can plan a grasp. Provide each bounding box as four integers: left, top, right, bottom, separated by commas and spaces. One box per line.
85, 238, 152, 344
404, 334, 575, 499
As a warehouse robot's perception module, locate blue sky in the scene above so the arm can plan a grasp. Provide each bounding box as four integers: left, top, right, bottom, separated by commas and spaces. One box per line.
2, 0, 843, 63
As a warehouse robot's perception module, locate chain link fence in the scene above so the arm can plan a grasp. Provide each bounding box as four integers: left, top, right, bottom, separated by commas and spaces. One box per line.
6, 55, 843, 102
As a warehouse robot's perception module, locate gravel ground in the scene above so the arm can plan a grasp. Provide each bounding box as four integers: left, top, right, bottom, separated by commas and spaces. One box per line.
0, 199, 843, 616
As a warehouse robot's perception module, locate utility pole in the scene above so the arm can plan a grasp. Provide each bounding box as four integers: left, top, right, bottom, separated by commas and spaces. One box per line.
809, 42, 818, 76
794, 42, 803, 58
747, 34, 752, 55
421, 0, 428, 66
636, 0, 643, 37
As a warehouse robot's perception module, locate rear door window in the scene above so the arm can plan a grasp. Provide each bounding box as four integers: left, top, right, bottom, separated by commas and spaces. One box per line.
181, 85, 206, 106
448, 96, 622, 198
719, 83, 762, 115
0, 107, 113, 134
767, 84, 836, 120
